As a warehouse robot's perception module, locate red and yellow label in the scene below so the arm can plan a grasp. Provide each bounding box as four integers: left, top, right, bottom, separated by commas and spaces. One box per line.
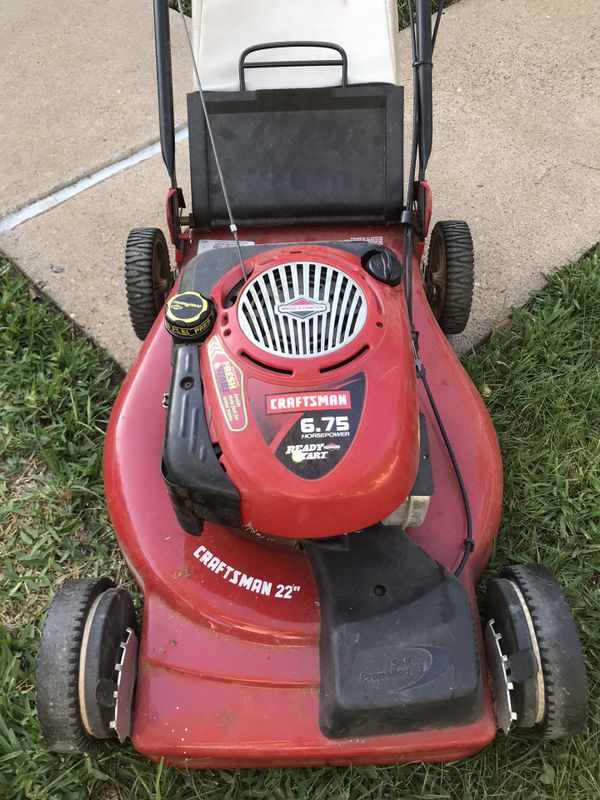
207, 337, 247, 432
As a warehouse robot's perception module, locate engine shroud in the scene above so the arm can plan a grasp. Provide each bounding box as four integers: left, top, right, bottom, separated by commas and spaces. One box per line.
164, 243, 419, 539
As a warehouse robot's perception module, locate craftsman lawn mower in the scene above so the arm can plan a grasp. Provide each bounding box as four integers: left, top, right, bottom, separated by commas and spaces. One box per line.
36, 0, 587, 767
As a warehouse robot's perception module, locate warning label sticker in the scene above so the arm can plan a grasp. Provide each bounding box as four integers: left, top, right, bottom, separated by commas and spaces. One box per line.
207, 337, 247, 432
196, 239, 255, 254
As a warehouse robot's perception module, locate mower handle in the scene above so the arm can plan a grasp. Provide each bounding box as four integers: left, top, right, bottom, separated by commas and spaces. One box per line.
238, 41, 348, 90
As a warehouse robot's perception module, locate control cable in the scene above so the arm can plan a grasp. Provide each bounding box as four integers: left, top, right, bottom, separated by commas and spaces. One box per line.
406, 0, 473, 577
175, 0, 248, 280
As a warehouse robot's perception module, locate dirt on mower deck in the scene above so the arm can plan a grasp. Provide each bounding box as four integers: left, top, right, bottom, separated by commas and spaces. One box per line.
0, 0, 599, 369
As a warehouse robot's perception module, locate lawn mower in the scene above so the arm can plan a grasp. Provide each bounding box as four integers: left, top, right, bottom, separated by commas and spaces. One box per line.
36, 0, 588, 767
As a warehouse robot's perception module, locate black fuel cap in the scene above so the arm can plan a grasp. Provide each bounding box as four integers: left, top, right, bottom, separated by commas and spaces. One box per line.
165, 290, 216, 342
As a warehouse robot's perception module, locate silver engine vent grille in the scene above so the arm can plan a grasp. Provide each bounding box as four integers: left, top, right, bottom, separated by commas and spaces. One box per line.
237, 261, 367, 358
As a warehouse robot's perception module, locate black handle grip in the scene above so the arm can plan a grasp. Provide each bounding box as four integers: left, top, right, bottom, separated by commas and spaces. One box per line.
153, 0, 177, 188
239, 41, 348, 90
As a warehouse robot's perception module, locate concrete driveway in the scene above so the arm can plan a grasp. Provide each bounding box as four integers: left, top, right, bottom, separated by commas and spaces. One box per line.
0, 0, 598, 369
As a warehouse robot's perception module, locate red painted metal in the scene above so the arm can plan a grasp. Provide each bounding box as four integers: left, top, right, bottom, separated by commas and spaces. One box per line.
420, 181, 433, 239
165, 188, 188, 262
417, 180, 433, 261
104, 222, 503, 768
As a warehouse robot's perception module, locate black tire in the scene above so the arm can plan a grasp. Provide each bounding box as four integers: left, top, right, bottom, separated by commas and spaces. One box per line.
501, 565, 587, 739
425, 220, 474, 334
36, 577, 114, 753
125, 228, 173, 340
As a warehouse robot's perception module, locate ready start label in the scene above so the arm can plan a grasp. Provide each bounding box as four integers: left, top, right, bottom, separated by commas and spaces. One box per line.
193, 545, 301, 599
287, 442, 341, 462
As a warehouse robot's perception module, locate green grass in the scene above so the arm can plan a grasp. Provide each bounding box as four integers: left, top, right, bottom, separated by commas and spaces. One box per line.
1, 246, 599, 800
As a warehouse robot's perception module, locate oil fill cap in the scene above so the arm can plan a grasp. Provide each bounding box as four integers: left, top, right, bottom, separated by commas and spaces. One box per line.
165, 290, 216, 342
361, 247, 403, 287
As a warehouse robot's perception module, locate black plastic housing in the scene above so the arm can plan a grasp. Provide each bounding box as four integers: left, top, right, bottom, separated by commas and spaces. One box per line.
188, 83, 403, 229
305, 527, 482, 738
413, 412, 434, 496
162, 344, 241, 534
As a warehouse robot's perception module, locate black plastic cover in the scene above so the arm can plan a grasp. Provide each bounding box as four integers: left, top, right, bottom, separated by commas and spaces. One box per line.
412, 412, 434, 496
188, 83, 403, 229
179, 240, 402, 294
178, 245, 274, 295
305, 526, 482, 739
162, 343, 241, 534
361, 246, 403, 286
485, 577, 540, 728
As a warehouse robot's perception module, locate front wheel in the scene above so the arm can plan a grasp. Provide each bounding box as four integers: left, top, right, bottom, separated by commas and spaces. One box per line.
485, 564, 588, 739
36, 577, 138, 753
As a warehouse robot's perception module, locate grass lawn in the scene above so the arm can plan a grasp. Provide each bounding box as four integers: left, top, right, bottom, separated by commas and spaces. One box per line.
1, 244, 599, 800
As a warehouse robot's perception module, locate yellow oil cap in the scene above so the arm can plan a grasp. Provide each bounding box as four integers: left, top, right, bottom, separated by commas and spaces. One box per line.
164, 290, 216, 342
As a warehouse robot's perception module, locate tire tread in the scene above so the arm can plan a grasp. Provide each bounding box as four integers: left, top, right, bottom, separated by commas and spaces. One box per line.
124, 228, 171, 340
502, 564, 588, 739
36, 577, 114, 753
429, 220, 475, 335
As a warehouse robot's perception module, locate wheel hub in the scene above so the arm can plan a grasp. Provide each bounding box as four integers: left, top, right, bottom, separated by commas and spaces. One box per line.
111, 627, 139, 742
77, 587, 137, 740
484, 618, 517, 733
152, 239, 171, 309
427, 238, 446, 318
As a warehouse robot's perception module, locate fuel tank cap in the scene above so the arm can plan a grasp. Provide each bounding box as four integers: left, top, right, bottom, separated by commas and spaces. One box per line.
165, 290, 216, 342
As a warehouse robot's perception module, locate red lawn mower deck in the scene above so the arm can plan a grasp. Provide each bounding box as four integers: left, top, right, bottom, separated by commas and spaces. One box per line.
105, 228, 502, 767
36, 0, 587, 769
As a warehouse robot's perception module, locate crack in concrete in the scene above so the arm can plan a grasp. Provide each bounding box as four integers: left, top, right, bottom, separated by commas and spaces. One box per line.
0, 128, 189, 235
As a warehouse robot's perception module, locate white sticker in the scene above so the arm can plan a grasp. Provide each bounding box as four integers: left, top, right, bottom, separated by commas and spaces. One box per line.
349, 235, 384, 245
197, 239, 255, 254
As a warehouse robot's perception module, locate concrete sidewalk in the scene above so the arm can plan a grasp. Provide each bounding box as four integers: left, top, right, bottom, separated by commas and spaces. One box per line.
0, 0, 191, 218
0, 0, 599, 369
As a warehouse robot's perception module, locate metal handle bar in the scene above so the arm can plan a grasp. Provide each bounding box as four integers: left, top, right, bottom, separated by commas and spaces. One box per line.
239, 41, 348, 90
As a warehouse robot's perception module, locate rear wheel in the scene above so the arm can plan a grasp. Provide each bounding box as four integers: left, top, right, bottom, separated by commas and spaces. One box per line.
125, 228, 173, 340
485, 564, 588, 739
36, 577, 137, 753
425, 220, 474, 334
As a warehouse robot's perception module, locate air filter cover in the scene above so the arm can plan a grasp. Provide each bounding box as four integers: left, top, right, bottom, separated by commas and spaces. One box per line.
237, 261, 367, 358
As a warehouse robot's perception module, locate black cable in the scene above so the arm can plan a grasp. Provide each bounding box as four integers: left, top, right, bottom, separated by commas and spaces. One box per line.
404, 1, 474, 575
432, 1, 446, 52
406, 1, 419, 207
175, 0, 248, 281
404, 0, 420, 324
417, 363, 474, 576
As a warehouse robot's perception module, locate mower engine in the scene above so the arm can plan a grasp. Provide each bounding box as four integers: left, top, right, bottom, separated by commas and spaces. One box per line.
162, 242, 430, 539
